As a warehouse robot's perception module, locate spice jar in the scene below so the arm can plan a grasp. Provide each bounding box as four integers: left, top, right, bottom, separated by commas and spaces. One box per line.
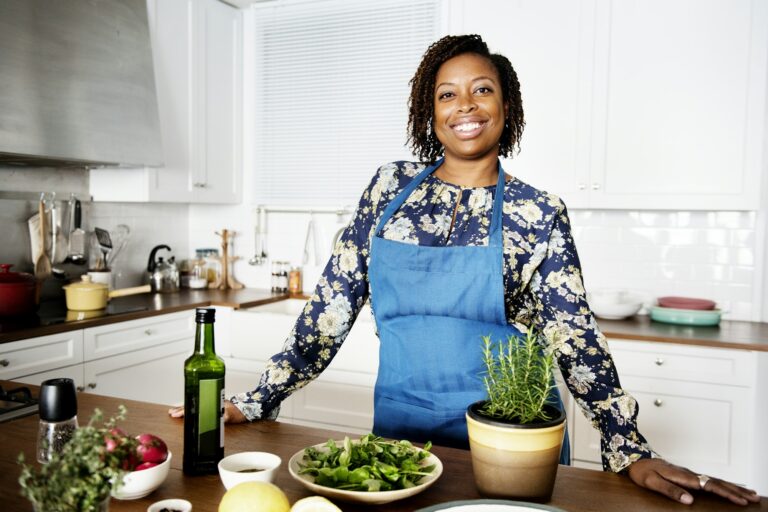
189, 259, 209, 289
37, 378, 78, 463
288, 267, 302, 295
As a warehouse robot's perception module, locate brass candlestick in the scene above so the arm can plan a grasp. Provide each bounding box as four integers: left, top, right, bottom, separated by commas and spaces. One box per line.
208, 229, 244, 290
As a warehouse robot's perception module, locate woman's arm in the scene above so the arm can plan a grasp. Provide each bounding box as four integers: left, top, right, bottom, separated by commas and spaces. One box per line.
525, 200, 758, 506
228, 162, 413, 421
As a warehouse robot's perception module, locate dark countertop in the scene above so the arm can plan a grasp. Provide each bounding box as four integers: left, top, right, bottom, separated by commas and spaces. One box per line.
2, 289, 767, 351
2, 386, 765, 511
0, 288, 289, 344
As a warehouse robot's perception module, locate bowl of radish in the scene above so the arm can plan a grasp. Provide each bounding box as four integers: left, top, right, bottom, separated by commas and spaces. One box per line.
109, 431, 171, 500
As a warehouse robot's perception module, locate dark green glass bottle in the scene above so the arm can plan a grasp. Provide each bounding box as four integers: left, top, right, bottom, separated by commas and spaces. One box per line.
183, 308, 225, 475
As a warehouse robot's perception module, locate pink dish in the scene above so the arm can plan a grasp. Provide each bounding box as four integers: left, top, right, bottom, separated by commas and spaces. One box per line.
657, 296, 716, 310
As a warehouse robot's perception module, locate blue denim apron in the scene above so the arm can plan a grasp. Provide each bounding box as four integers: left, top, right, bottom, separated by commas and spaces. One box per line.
368, 159, 569, 463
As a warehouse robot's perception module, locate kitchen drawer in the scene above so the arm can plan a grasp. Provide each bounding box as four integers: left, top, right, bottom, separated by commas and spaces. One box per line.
0, 331, 84, 380
608, 339, 756, 387
290, 380, 374, 434
84, 311, 195, 361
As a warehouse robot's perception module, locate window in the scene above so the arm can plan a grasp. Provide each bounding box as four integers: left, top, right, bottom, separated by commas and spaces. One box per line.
251, 0, 439, 206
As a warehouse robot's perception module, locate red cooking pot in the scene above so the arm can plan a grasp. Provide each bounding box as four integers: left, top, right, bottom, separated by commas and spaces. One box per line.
0, 264, 38, 316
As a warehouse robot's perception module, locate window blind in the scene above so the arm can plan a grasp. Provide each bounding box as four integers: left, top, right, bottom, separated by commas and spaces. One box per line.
252, 0, 439, 206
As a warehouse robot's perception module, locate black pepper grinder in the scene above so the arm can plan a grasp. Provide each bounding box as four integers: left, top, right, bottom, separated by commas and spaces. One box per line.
37, 378, 79, 463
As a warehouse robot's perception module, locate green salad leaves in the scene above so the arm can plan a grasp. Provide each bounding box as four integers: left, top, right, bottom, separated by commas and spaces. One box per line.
297, 434, 435, 492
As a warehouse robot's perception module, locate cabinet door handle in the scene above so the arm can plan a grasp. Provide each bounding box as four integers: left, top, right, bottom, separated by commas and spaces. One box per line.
0, 359, 9, 367
654, 358, 664, 366
653, 399, 663, 407
76, 386, 85, 392
144, 329, 153, 335
591, 182, 601, 190
577, 183, 586, 190
87, 382, 97, 389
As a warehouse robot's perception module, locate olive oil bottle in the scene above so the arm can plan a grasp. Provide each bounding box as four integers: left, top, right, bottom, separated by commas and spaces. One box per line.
183, 308, 225, 475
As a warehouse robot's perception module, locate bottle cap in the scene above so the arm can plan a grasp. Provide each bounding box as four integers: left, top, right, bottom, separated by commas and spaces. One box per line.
38, 378, 78, 422
195, 308, 216, 323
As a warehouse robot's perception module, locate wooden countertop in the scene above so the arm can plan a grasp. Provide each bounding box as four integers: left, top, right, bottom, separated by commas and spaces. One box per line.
0, 289, 289, 344
1, 389, 764, 512
2, 289, 767, 352
598, 315, 768, 352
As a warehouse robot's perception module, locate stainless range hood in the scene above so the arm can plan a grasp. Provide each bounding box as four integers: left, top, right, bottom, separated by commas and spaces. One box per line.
0, 0, 163, 168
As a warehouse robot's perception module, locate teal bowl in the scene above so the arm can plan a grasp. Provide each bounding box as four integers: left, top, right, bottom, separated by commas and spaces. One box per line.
650, 306, 721, 326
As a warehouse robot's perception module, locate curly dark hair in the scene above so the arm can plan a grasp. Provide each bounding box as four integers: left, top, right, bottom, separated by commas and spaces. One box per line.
407, 34, 524, 163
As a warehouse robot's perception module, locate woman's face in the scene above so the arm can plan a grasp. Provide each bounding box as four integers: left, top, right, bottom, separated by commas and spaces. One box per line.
433, 53, 507, 163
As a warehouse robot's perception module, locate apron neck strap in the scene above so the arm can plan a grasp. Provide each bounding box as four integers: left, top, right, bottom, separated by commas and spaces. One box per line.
374, 159, 507, 247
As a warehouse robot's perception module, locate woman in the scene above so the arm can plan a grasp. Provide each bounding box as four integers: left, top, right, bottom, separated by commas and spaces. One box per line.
171, 34, 759, 506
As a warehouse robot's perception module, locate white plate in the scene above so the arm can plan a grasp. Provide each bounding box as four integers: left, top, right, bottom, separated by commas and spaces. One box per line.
288, 441, 442, 505
416, 500, 567, 511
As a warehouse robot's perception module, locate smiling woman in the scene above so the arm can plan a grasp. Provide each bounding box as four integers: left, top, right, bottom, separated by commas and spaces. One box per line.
197, 33, 760, 508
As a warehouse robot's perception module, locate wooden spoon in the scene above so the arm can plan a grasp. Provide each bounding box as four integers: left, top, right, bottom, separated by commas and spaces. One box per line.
34, 199, 52, 279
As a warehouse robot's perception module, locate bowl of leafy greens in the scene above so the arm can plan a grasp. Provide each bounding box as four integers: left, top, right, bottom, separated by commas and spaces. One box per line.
288, 433, 442, 505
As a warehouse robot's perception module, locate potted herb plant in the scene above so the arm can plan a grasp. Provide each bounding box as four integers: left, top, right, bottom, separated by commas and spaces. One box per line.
18, 406, 137, 512
465, 328, 566, 501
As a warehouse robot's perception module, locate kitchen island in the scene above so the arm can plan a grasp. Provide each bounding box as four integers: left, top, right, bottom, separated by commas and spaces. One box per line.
1, 389, 765, 512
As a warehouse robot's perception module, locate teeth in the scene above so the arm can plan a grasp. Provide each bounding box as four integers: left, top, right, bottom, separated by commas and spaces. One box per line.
454, 122, 482, 132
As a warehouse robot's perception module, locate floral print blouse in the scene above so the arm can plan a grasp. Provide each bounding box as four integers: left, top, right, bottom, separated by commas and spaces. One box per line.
231, 160, 656, 472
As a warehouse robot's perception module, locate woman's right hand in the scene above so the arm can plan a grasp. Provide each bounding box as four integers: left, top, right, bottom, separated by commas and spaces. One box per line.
167, 400, 247, 424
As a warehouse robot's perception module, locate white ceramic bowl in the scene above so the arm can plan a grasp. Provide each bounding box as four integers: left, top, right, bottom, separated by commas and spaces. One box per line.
113, 451, 172, 500
147, 499, 192, 512
218, 452, 281, 490
588, 290, 644, 320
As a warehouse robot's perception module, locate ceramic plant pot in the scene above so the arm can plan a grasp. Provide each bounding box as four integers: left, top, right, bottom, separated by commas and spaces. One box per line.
466, 401, 566, 501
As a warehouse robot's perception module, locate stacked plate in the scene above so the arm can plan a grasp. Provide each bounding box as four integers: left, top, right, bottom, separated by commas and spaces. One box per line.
650, 296, 720, 326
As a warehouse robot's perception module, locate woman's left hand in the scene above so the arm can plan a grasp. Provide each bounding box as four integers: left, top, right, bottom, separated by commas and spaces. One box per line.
627, 458, 760, 506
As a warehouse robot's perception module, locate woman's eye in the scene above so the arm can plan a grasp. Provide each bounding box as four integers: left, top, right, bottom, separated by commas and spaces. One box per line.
475, 86, 493, 94
438, 91, 454, 100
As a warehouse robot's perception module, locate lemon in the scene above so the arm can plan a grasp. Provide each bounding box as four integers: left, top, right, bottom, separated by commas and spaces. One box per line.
290, 496, 342, 512
218, 481, 290, 512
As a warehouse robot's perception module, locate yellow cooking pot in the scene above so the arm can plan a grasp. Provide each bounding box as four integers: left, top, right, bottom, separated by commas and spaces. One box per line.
62, 275, 150, 311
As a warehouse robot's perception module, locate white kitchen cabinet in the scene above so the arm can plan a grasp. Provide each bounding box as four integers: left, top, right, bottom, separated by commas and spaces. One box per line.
452, 0, 768, 210
90, 0, 242, 204
4, 310, 196, 406
83, 339, 189, 405
0, 331, 84, 381
229, 299, 379, 433
569, 339, 766, 494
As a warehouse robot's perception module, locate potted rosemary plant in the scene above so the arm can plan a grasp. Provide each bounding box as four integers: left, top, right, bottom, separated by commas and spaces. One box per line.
18, 406, 136, 512
465, 328, 566, 501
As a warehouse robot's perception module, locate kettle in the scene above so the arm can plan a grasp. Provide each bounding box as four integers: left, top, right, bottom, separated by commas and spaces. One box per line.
147, 245, 180, 293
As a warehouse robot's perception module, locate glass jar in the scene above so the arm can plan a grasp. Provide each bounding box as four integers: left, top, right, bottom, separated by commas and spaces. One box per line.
189, 259, 208, 289
288, 267, 302, 295
196, 248, 220, 285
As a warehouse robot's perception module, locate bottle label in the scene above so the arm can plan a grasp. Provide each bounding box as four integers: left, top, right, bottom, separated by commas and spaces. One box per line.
198, 378, 223, 455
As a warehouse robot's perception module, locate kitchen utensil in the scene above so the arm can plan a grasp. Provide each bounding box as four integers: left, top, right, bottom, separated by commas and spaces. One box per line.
650, 306, 721, 326
67, 197, 86, 265
34, 197, 52, 279
87, 270, 112, 289
93, 227, 112, 270
107, 224, 130, 267
288, 441, 442, 505
248, 207, 267, 265
147, 245, 180, 293
218, 452, 281, 489
302, 217, 314, 265
37, 378, 78, 463
62, 275, 150, 311
0, 264, 37, 316
657, 296, 716, 310
50, 198, 66, 279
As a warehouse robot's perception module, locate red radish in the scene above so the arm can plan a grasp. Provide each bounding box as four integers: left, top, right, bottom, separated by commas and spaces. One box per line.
134, 461, 159, 471
135, 433, 168, 464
